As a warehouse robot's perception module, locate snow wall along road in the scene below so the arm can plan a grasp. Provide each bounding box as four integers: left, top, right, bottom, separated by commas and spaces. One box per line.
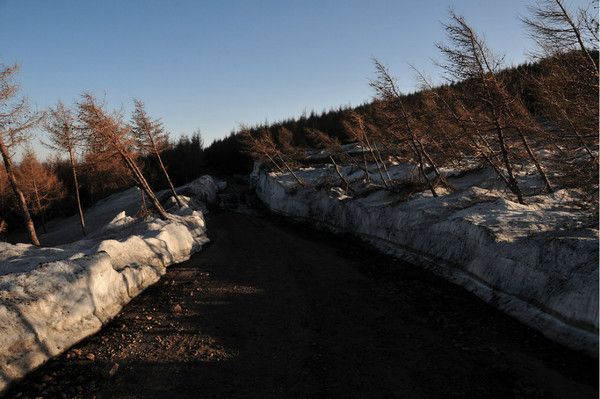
252, 163, 598, 357
0, 175, 224, 395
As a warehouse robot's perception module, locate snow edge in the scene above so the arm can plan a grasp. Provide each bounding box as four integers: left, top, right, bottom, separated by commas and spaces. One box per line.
0, 177, 219, 395
253, 167, 599, 357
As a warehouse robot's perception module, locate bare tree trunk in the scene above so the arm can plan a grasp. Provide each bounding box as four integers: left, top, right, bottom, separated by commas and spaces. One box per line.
384, 124, 437, 195
373, 143, 393, 184
136, 168, 169, 218
468, 26, 524, 203
276, 154, 305, 186
553, 0, 599, 73
329, 155, 352, 193
140, 186, 147, 212
406, 133, 438, 196
136, 170, 169, 219
156, 150, 183, 207
562, 114, 596, 162
68, 148, 86, 236
361, 146, 371, 183
494, 120, 524, 204
464, 128, 514, 188
362, 132, 389, 187
516, 127, 553, 192
571, 128, 596, 162
409, 139, 438, 197
398, 98, 441, 195
30, 174, 47, 233
263, 153, 285, 173
368, 142, 390, 187
416, 138, 443, 181
118, 149, 170, 219
146, 131, 183, 208
479, 150, 512, 188
424, 80, 518, 196
0, 139, 40, 246
370, 147, 389, 187
466, 117, 521, 192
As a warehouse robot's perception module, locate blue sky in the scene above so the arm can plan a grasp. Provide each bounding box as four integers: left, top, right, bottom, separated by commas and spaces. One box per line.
0, 0, 589, 158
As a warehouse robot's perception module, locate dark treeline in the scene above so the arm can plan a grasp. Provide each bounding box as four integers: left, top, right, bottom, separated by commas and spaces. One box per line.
200, 50, 597, 175
203, 105, 363, 174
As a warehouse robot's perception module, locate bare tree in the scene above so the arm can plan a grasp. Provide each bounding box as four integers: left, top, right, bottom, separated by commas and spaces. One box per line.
437, 11, 556, 201
342, 111, 395, 188
437, 12, 525, 201
370, 60, 442, 195
240, 128, 285, 173
412, 66, 516, 188
340, 117, 372, 184
131, 99, 182, 207
275, 127, 308, 185
305, 127, 353, 192
240, 128, 305, 186
522, 0, 598, 74
78, 93, 170, 219
44, 101, 87, 236
0, 64, 42, 246
522, 0, 598, 195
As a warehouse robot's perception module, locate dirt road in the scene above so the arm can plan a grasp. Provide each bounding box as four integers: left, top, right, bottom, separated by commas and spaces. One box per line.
6, 209, 598, 398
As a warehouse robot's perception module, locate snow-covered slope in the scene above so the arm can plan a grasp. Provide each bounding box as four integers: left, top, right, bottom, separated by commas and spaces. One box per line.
0, 176, 222, 394
252, 162, 599, 356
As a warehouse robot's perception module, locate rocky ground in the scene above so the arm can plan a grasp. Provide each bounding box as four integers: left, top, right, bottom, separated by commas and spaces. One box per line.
5, 204, 598, 398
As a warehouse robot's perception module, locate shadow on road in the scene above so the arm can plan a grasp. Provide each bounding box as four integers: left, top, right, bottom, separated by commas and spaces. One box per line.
6, 209, 598, 399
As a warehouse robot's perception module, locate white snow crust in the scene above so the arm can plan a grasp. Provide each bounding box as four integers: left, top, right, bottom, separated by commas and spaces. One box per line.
0, 176, 222, 394
252, 161, 599, 357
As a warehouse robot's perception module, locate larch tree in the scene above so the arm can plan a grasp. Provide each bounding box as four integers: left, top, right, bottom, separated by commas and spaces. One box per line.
131, 99, 182, 208
522, 0, 599, 193
273, 127, 305, 186
16, 148, 63, 233
276, 127, 308, 185
370, 61, 442, 195
240, 128, 305, 186
44, 101, 87, 236
522, 0, 598, 73
437, 11, 554, 202
341, 111, 394, 188
240, 128, 285, 173
305, 127, 353, 192
0, 64, 42, 246
413, 67, 524, 191
78, 93, 170, 219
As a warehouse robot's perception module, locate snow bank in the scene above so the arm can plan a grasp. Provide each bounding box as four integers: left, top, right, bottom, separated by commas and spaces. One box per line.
252, 162, 599, 356
0, 175, 222, 394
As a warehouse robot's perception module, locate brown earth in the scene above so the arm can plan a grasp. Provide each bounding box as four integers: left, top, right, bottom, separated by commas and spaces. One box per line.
5, 208, 598, 398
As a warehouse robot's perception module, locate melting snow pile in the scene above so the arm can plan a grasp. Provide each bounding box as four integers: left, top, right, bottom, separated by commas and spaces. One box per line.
252, 160, 599, 356
0, 175, 223, 394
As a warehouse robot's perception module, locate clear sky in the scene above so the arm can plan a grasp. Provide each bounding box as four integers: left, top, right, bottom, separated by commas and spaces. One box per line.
0, 0, 589, 158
